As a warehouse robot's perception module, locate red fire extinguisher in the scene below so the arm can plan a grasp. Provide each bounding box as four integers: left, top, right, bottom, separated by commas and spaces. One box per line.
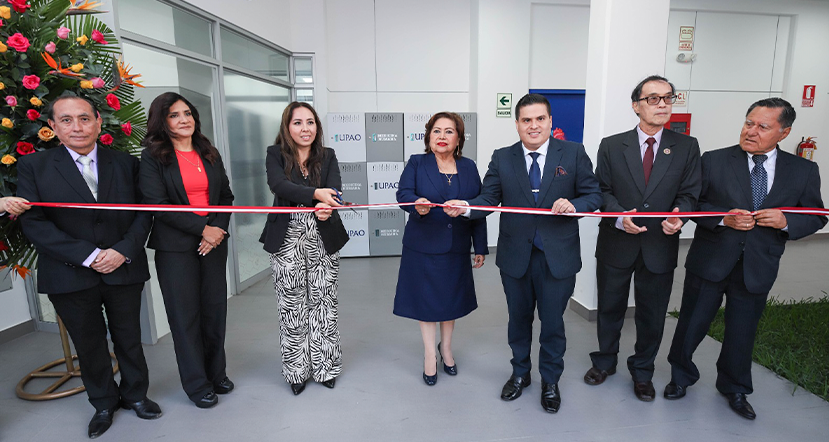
796, 137, 817, 161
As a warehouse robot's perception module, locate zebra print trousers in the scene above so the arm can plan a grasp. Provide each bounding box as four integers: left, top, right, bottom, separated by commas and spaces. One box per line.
270, 212, 342, 384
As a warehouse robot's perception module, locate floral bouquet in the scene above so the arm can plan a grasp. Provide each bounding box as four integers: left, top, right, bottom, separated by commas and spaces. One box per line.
0, 0, 147, 275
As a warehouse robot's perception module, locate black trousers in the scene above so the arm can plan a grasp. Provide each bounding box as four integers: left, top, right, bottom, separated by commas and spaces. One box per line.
48, 282, 148, 412
155, 242, 228, 402
667, 259, 768, 394
500, 247, 575, 384
590, 255, 674, 382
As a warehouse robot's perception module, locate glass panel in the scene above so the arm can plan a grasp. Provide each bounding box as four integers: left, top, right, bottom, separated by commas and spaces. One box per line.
221, 27, 289, 81
295, 57, 313, 84
223, 71, 290, 282
296, 89, 314, 106
117, 0, 213, 57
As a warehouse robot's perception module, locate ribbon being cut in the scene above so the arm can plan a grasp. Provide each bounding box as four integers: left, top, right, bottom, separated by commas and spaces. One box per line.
27, 201, 829, 218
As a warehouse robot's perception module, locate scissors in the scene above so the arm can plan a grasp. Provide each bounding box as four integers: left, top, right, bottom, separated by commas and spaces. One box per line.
331, 188, 357, 213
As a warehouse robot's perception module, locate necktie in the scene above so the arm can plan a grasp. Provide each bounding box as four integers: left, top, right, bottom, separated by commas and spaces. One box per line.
643, 137, 655, 185
77, 155, 98, 200
751, 154, 768, 210
528, 152, 543, 250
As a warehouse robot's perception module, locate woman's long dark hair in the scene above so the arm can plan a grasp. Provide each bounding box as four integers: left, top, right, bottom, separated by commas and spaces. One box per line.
275, 101, 325, 186
142, 92, 219, 165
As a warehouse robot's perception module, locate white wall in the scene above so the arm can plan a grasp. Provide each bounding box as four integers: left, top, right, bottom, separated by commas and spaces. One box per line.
0, 273, 33, 333
183, 0, 292, 49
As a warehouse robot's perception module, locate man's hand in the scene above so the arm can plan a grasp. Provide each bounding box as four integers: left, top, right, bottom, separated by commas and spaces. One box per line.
472, 254, 485, 268
414, 197, 431, 216
661, 207, 683, 235
551, 198, 575, 214
723, 209, 755, 231
91, 249, 126, 274
622, 208, 647, 234
443, 199, 468, 218
754, 209, 787, 230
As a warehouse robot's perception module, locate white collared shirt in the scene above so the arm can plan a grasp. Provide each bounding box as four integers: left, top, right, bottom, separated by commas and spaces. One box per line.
636, 125, 663, 164
747, 148, 777, 194
66, 144, 99, 182
522, 139, 550, 181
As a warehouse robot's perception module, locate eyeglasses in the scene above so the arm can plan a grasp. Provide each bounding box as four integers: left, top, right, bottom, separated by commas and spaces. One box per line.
636, 95, 678, 105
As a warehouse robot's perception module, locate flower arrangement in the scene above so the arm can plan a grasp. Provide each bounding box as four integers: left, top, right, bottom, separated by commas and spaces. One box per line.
0, 0, 148, 275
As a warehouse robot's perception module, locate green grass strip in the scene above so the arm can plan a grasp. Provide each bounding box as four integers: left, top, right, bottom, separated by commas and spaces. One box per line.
670, 294, 829, 401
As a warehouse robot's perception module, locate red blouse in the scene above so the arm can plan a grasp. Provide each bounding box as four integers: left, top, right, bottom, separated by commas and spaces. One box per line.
177, 150, 209, 216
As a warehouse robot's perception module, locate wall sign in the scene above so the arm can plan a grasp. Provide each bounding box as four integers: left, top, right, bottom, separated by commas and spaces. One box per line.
679, 26, 694, 51
802, 85, 816, 108
497, 93, 512, 118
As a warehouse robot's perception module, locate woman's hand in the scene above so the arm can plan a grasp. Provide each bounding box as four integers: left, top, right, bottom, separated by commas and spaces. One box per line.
414, 197, 431, 216
315, 202, 332, 221
314, 188, 343, 207
1, 196, 31, 216
473, 254, 485, 268
199, 225, 227, 256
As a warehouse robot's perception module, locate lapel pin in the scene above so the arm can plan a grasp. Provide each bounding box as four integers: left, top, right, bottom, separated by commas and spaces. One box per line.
663, 148, 671, 155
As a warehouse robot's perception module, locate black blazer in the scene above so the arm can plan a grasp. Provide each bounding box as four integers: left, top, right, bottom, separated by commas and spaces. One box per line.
259, 144, 349, 254
594, 128, 701, 274
467, 139, 602, 279
17, 147, 151, 294
686, 145, 826, 293
139, 148, 234, 252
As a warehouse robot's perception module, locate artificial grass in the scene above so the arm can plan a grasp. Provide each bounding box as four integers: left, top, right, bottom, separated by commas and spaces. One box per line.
670, 294, 829, 401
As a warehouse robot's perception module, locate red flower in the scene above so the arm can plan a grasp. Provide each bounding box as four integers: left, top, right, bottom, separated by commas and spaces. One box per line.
26, 109, 39, 120
0, 240, 8, 252
16, 141, 34, 155
6, 33, 30, 52
121, 121, 132, 136
91, 29, 107, 45
22, 74, 40, 90
9, 0, 32, 14
100, 133, 114, 145
552, 128, 566, 140
105, 93, 120, 110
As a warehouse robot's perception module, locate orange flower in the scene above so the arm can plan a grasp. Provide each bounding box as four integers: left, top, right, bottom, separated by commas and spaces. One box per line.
13, 265, 31, 279
42, 52, 85, 78
1, 118, 12, 128
30, 97, 42, 107
70, 63, 84, 72
77, 34, 88, 45
80, 80, 93, 89
69, 0, 102, 11
111, 56, 144, 91
38, 127, 55, 141
1, 154, 16, 165
0, 41, 7, 53
0, 6, 10, 20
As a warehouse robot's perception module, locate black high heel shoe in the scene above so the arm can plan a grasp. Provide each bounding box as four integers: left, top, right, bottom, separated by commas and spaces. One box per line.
290, 380, 307, 395
423, 358, 437, 386
438, 342, 458, 376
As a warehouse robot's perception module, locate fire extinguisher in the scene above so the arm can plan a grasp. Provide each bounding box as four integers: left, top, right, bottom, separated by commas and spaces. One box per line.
796, 137, 817, 161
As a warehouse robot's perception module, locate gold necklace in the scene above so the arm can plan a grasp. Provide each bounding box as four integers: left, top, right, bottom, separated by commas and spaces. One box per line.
176, 150, 202, 173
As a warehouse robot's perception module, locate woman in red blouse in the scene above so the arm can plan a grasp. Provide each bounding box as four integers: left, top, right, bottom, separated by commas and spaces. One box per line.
139, 93, 234, 409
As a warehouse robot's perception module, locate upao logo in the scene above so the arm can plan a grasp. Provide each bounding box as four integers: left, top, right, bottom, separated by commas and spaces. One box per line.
347, 229, 366, 237
409, 132, 424, 142
334, 133, 362, 143
373, 181, 399, 190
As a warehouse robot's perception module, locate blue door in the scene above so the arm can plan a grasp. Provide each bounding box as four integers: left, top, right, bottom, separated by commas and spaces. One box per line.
529, 89, 586, 143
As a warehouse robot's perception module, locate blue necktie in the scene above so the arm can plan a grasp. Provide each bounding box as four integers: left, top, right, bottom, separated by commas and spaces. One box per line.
751, 154, 768, 211
529, 152, 543, 250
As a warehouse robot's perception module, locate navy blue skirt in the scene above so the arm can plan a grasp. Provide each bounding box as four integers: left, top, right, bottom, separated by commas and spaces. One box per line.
393, 246, 478, 322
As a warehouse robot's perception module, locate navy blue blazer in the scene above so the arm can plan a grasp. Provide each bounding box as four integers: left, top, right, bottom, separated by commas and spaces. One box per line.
397, 154, 488, 256
468, 139, 602, 279
686, 145, 826, 293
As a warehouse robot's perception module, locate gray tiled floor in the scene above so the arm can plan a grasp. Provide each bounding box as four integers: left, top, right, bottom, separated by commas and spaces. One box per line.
1, 235, 827, 441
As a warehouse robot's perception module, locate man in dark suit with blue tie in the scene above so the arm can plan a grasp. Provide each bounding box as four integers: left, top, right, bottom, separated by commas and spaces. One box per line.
17, 96, 161, 438
445, 93, 602, 413
665, 98, 826, 420
584, 76, 701, 402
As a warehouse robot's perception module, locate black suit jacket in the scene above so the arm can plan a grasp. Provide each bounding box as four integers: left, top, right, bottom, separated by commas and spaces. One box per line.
594, 128, 701, 274
259, 144, 349, 254
17, 147, 151, 294
467, 139, 602, 279
139, 149, 234, 252
686, 145, 826, 293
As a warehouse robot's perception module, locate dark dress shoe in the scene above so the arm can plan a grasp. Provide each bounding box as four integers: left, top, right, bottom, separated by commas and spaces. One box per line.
500, 375, 531, 401
322, 378, 336, 389
438, 342, 457, 376
120, 397, 162, 419
725, 393, 756, 420
663, 382, 687, 400
540, 382, 561, 413
291, 381, 307, 395
583, 366, 616, 386
423, 358, 437, 386
214, 377, 235, 394
194, 391, 219, 408
633, 381, 656, 402
88, 406, 118, 439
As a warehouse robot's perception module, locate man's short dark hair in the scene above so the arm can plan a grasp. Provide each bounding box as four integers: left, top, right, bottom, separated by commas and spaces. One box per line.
746, 97, 796, 129
515, 93, 551, 120
46, 94, 99, 121
630, 75, 676, 102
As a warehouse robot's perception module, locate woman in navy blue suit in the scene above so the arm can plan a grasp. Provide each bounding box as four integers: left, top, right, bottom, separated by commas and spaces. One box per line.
394, 112, 488, 386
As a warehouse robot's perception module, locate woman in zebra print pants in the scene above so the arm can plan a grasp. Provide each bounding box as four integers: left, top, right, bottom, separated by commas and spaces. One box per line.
260, 102, 349, 396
